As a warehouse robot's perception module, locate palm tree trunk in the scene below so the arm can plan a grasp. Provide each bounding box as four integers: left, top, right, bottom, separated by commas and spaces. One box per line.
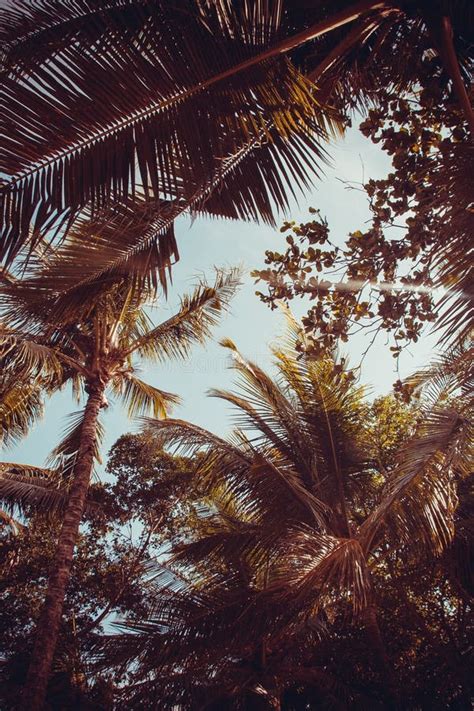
425, 13, 474, 136
438, 16, 474, 137
21, 383, 106, 711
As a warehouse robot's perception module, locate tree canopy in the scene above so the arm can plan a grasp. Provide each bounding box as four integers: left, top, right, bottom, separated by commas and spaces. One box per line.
0, 1, 473, 708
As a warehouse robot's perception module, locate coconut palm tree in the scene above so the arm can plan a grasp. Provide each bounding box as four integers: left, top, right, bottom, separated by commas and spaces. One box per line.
0, 227, 240, 708
100, 317, 472, 709
1, 0, 472, 271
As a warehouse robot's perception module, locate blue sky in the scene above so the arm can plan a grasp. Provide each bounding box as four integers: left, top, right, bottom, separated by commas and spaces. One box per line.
6, 126, 438, 471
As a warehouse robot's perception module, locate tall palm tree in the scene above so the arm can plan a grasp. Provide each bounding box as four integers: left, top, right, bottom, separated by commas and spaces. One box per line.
1, 1, 472, 271
101, 316, 472, 709
0, 231, 240, 708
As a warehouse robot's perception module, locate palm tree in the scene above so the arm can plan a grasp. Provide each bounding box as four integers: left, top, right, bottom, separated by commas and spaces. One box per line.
0, 230, 240, 708
101, 316, 472, 708
1, 1, 472, 271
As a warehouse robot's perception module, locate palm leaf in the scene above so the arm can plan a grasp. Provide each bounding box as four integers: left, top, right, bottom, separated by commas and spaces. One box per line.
405, 343, 474, 404
3, 0, 473, 268
19, 193, 181, 303
47, 408, 105, 477
128, 268, 241, 361
1, 0, 351, 264
143, 416, 252, 466
0, 462, 68, 515
0, 373, 44, 447
360, 405, 472, 557
214, 331, 365, 528
112, 374, 180, 419
145, 416, 329, 562
271, 527, 372, 617
0, 328, 64, 379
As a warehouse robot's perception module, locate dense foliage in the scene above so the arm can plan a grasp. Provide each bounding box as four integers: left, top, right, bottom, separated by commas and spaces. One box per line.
1, 341, 473, 709
0, 1, 473, 709
96, 330, 472, 710
0, 439, 197, 709
253, 52, 473, 360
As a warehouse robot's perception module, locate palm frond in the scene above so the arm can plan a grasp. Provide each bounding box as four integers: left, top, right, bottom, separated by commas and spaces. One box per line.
129, 268, 241, 361
1, 0, 347, 264
0, 373, 44, 447
215, 331, 366, 523
47, 408, 105, 476
360, 405, 472, 557
145, 416, 329, 557
24, 192, 179, 297
0, 328, 64, 381
271, 527, 372, 617
428, 142, 474, 346
112, 374, 180, 419
0, 462, 68, 516
213, 338, 321, 490
143, 416, 251, 464
404, 343, 474, 404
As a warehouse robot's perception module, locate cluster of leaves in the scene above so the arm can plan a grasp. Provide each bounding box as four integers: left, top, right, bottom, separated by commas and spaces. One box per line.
253, 53, 473, 362
0, 438, 198, 710
1, 334, 472, 709
102, 433, 202, 545
0, 513, 118, 710
93, 327, 473, 709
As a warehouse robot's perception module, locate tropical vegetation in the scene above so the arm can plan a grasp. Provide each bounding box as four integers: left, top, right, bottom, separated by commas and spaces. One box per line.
94, 320, 472, 709
0, 0, 473, 709
0, 233, 239, 707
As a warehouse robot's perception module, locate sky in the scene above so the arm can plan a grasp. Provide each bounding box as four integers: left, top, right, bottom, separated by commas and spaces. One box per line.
5, 126, 438, 472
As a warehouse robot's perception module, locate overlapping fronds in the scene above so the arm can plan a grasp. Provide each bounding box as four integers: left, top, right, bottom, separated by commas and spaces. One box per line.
0, 462, 68, 515
1, 0, 344, 265
96, 558, 311, 707
424, 143, 474, 346
0, 218, 177, 332
213, 333, 367, 518
358, 344, 473, 558
405, 343, 474, 404
95, 551, 345, 709
0, 328, 64, 380
104, 314, 474, 708
360, 406, 471, 557
0, 328, 65, 445
16, 193, 181, 301
2, 0, 471, 291
271, 527, 372, 617
147, 415, 329, 541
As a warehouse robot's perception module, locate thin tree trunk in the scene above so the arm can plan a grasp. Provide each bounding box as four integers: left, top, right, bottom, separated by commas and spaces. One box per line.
361, 605, 398, 710
439, 16, 474, 137
425, 14, 474, 136
21, 384, 105, 711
